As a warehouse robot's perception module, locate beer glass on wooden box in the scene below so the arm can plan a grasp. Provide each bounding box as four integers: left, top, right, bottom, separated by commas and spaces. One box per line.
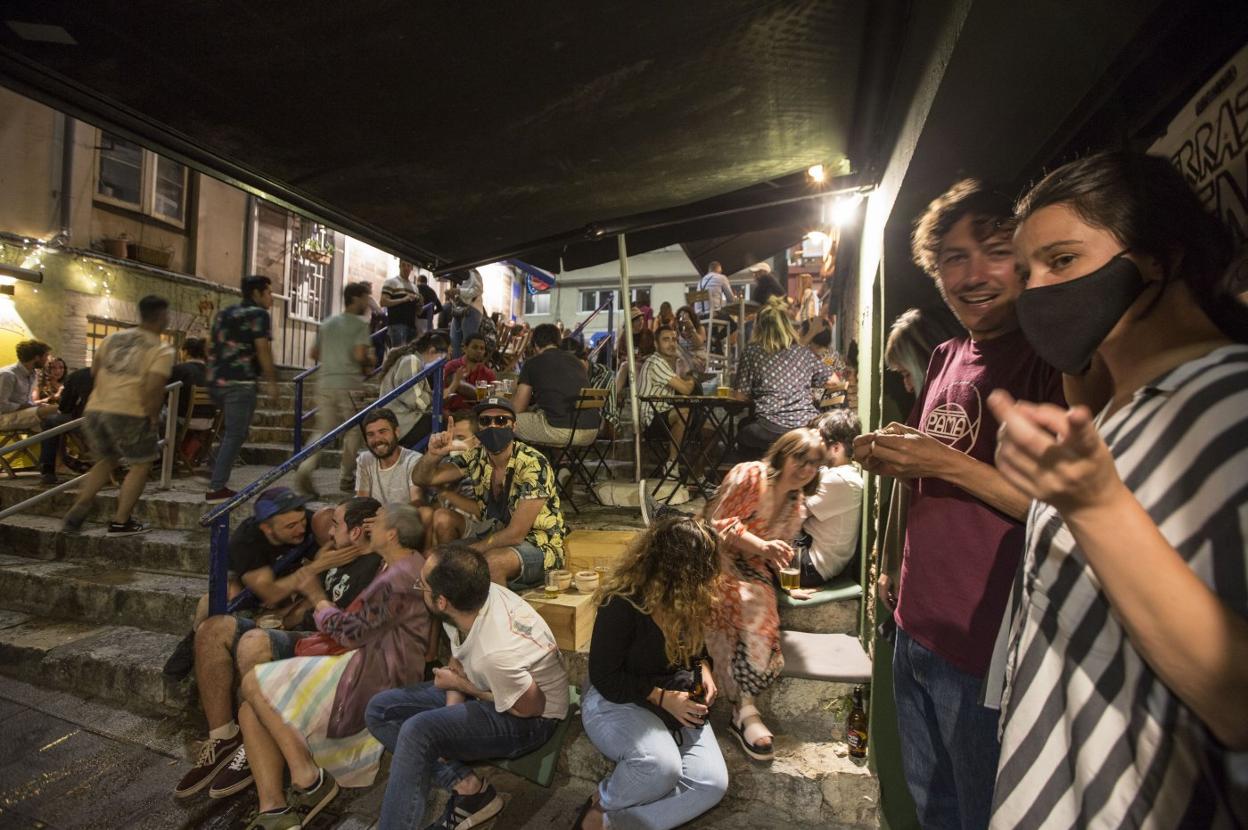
779, 567, 800, 590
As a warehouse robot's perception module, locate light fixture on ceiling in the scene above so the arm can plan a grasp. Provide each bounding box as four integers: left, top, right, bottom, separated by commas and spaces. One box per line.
807, 164, 826, 184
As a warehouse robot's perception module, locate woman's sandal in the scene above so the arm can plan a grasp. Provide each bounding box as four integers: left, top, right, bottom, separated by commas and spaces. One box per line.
570, 795, 594, 830
730, 704, 775, 762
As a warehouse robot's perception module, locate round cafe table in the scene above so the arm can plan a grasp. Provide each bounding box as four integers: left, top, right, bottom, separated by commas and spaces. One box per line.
639, 394, 750, 501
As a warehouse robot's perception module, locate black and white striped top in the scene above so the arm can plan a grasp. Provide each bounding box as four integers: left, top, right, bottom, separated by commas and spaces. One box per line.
992, 345, 1248, 829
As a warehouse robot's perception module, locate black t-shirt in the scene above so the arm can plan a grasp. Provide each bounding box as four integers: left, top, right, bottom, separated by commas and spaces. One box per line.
753, 274, 786, 306
322, 553, 384, 608
517, 348, 599, 429
59, 367, 94, 417
169, 361, 208, 417
416, 283, 443, 316
228, 509, 317, 579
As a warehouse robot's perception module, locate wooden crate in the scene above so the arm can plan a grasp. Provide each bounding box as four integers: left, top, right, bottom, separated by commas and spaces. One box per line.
523, 588, 598, 652
564, 530, 639, 573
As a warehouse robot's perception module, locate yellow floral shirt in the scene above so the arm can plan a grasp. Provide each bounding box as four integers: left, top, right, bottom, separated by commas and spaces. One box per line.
449, 440, 566, 570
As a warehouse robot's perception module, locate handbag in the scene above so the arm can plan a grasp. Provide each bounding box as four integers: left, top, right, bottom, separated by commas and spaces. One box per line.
293, 593, 364, 657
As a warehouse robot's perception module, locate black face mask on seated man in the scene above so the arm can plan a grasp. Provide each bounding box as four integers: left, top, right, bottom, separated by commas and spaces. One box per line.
476, 426, 514, 454
1016, 253, 1149, 375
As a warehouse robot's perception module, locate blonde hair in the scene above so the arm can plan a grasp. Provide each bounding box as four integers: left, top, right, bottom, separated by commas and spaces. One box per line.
751, 297, 799, 354
596, 516, 721, 667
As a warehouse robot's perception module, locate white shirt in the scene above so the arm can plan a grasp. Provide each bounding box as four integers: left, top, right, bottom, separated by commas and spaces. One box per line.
696, 272, 734, 315
447, 583, 570, 719
803, 464, 863, 580
354, 446, 421, 504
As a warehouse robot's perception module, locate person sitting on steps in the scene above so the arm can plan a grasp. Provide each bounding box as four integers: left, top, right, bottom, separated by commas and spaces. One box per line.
172, 492, 381, 800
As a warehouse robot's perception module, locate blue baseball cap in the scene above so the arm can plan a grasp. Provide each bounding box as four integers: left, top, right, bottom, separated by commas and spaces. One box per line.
254, 487, 311, 523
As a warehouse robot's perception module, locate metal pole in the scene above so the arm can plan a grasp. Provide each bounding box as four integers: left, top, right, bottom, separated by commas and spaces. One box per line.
431, 363, 444, 436
736, 290, 746, 385
209, 515, 230, 616
293, 376, 304, 453
607, 303, 615, 371
618, 234, 643, 482
160, 382, 181, 489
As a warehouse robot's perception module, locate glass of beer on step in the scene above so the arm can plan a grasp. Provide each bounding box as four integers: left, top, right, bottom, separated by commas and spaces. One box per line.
779, 566, 800, 591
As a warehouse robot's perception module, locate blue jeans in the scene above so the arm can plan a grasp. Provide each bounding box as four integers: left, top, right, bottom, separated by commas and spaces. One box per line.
39, 411, 73, 474
449, 306, 483, 357
209, 383, 258, 491
581, 686, 727, 830
388, 323, 416, 347
893, 627, 1001, 830
366, 682, 560, 830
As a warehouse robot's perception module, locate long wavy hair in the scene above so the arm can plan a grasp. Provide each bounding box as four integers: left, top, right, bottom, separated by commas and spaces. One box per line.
751, 297, 799, 354
596, 516, 721, 667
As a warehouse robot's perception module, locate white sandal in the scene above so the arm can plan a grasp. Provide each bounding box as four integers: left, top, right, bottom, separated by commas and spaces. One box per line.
730, 703, 775, 761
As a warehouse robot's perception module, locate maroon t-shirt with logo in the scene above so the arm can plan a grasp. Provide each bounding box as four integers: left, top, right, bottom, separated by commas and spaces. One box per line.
895, 328, 1063, 678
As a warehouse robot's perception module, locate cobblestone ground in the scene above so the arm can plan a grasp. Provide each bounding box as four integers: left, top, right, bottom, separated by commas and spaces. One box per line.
0, 676, 768, 830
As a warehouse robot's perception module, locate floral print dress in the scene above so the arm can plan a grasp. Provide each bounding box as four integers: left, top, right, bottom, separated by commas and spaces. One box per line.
705, 461, 806, 700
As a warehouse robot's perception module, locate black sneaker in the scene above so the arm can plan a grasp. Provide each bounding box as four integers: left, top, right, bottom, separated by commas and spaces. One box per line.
286, 767, 339, 825
107, 519, 149, 536
174, 732, 243, 798
163, 630, 196, 679
208, 746, 254, 798
60, 510, 88, 534
205, 487, 236, 504
426, 782, 503, 830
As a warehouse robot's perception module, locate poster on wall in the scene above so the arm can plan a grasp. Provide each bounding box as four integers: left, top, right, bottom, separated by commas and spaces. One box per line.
1150, 42, 1248, 253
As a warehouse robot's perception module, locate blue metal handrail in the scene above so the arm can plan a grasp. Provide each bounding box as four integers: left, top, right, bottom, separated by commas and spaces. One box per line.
201, 356, 446, 615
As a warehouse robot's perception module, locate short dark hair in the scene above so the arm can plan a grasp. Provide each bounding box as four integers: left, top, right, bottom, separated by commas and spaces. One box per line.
241, 274, 272, 302
361, 407, 399, 434
344, 281, 371, 304
465, 333, 487, 349
560, 336, 586, 359
382, 503, 425, 549
182, 337, 207, 360
910, 180, 1014, 277
138, 295, 169, 324
417, 274, 429, 284
15, 340, 50, 363
532, 323, 561, 348
414, 331, 448, 353
341, 496, 381, 532
809, 410, 862, 457
811, 327, 832, 348
427, 542, 491, 612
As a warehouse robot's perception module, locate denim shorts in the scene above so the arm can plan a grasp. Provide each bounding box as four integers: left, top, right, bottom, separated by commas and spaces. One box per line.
509, 541, 547, 591
233, 615, 310, 660
83, 411, 160, 465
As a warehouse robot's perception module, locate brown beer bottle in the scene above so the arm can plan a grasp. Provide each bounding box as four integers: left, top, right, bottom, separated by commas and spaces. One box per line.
846, 685, 868, 759
689, 666, 707, 704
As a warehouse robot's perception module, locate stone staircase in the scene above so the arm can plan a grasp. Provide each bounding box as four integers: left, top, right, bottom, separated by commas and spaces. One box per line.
0, 378, 879, 829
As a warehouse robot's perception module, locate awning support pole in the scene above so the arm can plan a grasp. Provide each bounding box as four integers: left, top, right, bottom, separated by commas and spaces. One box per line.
618, 234, 643, 482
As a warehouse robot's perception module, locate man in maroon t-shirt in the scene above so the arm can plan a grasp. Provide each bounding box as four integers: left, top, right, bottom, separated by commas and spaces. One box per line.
443, 333, 496, 414
855, 181, 1065, 830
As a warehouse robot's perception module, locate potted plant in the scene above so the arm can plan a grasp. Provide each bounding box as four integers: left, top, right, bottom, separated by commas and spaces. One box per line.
299, 237, 335, 264
101, 233, 131, 259
133, 242, 174, 269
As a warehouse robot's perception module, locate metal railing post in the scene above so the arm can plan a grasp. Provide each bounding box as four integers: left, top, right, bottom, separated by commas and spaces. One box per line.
209, 514, 230, 616
431, 364, 444, 436
293, 377, 304, 453
160, 381, 181, 490
607, 303, 615, 370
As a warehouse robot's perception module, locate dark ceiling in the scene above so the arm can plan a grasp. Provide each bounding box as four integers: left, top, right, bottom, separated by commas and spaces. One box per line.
0, 1, 901, 269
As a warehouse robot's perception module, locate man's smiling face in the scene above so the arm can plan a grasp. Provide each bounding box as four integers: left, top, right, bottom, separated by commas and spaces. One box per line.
934, 213, 1023, 341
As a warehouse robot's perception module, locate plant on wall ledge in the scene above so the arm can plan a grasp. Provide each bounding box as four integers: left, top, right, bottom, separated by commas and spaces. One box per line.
298, 237, 335, 264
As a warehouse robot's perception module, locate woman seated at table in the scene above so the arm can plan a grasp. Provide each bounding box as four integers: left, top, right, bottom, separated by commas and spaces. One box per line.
704, 428, 822, 761
732, 298, 837, 459
377, 331, 449, 448
575, 515, 728, 830
674, 305, 707, 365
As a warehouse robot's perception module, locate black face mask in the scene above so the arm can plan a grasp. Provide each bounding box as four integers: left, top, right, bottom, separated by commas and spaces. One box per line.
1016, 254, 1148, 374
476, 426, 514, 454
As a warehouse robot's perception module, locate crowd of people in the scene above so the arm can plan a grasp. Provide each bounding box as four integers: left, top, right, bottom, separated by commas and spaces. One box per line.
0, 144, 1242, 828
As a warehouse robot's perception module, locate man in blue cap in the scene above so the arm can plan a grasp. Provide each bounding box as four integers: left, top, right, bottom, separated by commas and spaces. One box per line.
172, 488, 379, 800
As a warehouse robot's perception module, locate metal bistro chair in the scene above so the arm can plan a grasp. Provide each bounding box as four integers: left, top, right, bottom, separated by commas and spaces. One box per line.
0, 429, 41, 478
533, 387, 610, 513
175, 387, 224, 476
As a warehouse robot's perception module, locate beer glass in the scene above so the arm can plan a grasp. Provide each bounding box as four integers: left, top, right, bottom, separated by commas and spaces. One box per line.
475, 381, 489, 401
544, 570, 560, 598
779, 567, 800, 590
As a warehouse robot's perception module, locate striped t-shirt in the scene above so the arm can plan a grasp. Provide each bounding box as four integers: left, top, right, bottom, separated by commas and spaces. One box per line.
638, 353, 679, 423
992, 345, 1248, 828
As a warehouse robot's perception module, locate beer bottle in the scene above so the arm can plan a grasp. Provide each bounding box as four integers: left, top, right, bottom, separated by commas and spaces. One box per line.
689, 665, 707, 704
846, 685, 868, 759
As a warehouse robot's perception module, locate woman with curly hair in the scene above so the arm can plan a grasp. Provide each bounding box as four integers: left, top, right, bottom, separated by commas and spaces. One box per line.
574, 516, 728, 830
705, 428, 823, 761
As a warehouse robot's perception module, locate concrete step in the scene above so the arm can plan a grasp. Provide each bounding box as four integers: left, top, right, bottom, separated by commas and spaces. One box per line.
241, 442, 344, 469
561, 722, 877, 827
252, 408, 300, 428
780, 590, 862, 636
0, 515, 209, 573
247, 425, 297, 444
0, 611, 188, 715
0, 554, 203, 635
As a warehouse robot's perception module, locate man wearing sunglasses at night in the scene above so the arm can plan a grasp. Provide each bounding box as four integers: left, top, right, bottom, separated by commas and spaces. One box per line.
411, 397, 566, 589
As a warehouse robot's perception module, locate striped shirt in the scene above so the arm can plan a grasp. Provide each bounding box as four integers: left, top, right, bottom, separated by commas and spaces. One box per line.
638, 353, 679, 423
992, 345, 1248, 829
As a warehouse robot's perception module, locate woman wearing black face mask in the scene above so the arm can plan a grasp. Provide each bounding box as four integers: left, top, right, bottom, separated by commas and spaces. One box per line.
987, 150, 1248, 828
